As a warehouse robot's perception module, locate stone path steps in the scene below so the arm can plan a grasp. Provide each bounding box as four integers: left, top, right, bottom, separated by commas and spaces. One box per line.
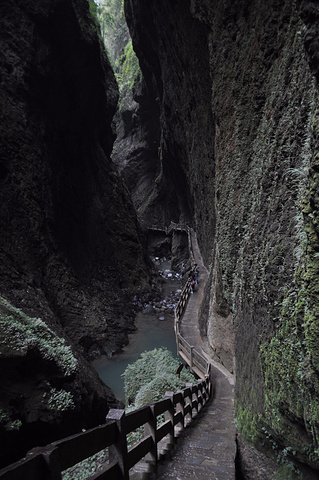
132, 228, 237, 480
155, 375, 235, 480
153, 229, 237, 479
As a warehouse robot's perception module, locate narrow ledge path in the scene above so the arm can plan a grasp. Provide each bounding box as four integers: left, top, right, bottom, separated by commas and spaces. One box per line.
154, 229, 237, 480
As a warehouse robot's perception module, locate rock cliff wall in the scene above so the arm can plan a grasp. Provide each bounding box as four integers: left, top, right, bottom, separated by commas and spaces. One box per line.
112, 75, 164, 226
0, 0, 151, 466
125, 0, 215, 230
125, 0, 319, 474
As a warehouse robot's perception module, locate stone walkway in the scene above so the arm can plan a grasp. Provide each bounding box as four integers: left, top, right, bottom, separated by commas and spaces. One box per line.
153, 229, 237, 479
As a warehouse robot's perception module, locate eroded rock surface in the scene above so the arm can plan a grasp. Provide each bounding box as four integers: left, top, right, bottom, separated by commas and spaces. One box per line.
125, 0, 319, 475
0, 0, 151, 466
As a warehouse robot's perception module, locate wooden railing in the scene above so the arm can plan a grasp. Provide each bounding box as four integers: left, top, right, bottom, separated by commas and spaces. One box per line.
149, 220, 210, 379
147, 221, 188, 235
174, 281, 211, 380
174, 226, 211, 380
177, 334, 211, 378
174, 276, 192, 319
0, 377, 211, 480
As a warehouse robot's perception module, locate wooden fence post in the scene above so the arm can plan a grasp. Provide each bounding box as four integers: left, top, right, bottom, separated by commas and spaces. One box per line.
190, 346, 194, 368
185, 383, 193, 423
43, 446, 63, 480
202, 380, 208, 406
198, 382, 204, 411
176, 390, 185, 429
193, 384, 199, 415
164, 391, 175, 448
144, 405, 157, 466
106, 409, 128, 480
28, 445, 62, 480
186, 383, 194, 420
204, 376, 211, 402
175, 317, 180, 353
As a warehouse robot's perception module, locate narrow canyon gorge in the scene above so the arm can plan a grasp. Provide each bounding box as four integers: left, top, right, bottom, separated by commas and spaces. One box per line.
0, 0, 319, 478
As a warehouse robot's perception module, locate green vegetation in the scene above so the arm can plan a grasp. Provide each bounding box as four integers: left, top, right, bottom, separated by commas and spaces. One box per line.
95, 0, 141, 106
0, 296, 78, 376
123, 348, 194, 409
123, 348, 194, 446
116, 39, 141, 97
0, 410, 22, 431
271, 464, 303, 480
45, 388, 75, 412
257, 109, 319, 470
0, 296, 79, 432
235, 403, 263, 446
62, 449, 108, 480
94, 0, 115, 44
88, 0, 98, 20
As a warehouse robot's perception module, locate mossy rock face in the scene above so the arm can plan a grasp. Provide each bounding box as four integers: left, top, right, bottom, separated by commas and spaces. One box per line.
125, 0, 319, 474
215, 4, 319, 473
0, 0, 152, 361
183, 0, 319, 472
0, 296, 118, 469
0, 0, 151, 469
258, 112, 319, 470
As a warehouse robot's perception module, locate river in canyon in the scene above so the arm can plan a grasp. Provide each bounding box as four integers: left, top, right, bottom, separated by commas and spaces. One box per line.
92, 260, 182, 402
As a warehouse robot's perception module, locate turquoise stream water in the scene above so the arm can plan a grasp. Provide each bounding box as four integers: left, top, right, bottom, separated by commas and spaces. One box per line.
92, 312, 177, 403
92, 263, 180, 403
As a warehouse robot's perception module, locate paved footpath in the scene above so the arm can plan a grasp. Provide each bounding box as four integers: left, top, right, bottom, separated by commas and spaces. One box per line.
154, 229, 237, 480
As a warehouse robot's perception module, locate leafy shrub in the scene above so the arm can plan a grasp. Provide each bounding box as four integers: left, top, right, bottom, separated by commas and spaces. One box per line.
123, 348, 194, 447
123, 348, 194, 408
45, 388, 75, 412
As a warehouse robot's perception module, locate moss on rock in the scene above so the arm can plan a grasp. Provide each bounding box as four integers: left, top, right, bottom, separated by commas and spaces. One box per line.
0, 296, 78, 376
256, 111, 319, 470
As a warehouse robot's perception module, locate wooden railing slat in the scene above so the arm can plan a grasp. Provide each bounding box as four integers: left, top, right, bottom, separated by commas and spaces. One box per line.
173, 411, 183, 427
0, 454, 48, 480
54, 423, 117, 471
171, 392, 183, 405
153, 398, 172, 416
125, 405, 152, 434
127, 436, 153, 470
155, 420, 172, 443
184, 404, 192, 417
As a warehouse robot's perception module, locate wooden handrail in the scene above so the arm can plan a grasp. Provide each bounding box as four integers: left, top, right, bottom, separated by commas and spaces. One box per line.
173, 226, 211, 380
0, 378, 211, 480
147, 222, 188, 235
